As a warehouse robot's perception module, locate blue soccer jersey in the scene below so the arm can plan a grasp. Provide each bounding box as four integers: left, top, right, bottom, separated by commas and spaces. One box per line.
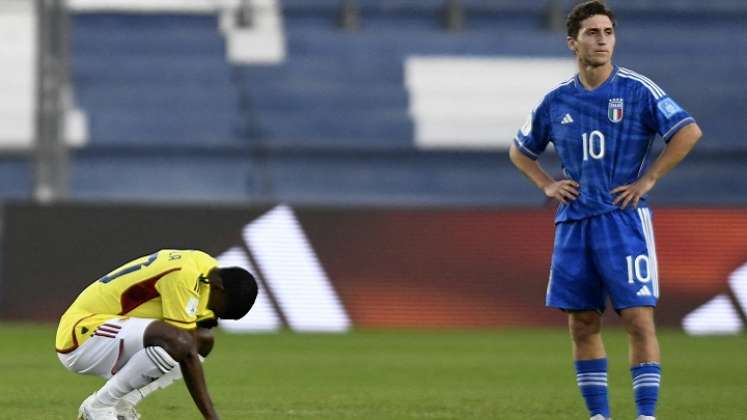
514, 66, 695, 223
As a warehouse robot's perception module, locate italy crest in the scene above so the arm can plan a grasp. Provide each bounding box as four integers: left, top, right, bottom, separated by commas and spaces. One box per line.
608, 98, 624, 123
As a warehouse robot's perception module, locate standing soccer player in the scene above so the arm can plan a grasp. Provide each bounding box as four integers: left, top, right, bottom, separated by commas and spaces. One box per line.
55, 249, 258, 420
509, 2, 702, 419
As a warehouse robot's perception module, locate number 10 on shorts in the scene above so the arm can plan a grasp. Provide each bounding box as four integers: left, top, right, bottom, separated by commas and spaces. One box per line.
626, 254, 651, 284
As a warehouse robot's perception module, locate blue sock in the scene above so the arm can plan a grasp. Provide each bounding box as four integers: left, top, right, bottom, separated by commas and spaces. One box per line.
575, 358, 610, 418
631, 362, 661, 417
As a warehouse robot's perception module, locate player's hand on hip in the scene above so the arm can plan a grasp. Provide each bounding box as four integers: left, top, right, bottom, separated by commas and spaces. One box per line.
543, 180, 580, 204
610, 176, 656, 209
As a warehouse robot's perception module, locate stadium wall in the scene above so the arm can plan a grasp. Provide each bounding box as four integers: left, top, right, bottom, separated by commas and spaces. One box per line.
1, 203, 745, 335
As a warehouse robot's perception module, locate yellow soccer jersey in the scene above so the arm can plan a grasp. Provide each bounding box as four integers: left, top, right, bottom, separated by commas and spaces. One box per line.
56, 249, 218, 353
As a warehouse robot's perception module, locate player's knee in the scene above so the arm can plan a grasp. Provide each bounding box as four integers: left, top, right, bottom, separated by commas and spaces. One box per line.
625, 316, 656, 339
172, 329, 198, 360
569, 312, 602, 341
194, 328, 215, 357
144, 321, 198, 362
571, 325, 600, 343
622, 308, 656, 339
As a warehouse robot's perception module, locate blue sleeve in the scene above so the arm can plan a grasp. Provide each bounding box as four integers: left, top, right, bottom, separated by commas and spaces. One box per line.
645, 89, 695, 143
513, 97, 551, 160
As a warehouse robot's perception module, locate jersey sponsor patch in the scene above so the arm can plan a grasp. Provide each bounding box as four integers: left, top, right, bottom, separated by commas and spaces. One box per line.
657, 97, 683, 119
185, 297, 199, 317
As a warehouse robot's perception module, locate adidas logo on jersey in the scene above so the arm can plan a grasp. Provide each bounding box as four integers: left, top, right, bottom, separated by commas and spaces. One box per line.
561, 113, 574, 124
682, 262, 747, 335
637, 286, 652, 297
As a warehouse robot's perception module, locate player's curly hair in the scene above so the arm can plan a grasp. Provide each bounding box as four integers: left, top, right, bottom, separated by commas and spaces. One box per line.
566, 1, 616, 39
217, 267, 258, 319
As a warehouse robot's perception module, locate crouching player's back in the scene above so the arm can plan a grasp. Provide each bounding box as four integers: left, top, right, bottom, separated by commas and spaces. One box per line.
56, 249, 258, 420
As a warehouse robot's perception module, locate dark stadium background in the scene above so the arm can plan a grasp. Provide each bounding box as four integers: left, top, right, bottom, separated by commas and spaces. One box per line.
0, 0, 745, 334
2, 203, 746, 330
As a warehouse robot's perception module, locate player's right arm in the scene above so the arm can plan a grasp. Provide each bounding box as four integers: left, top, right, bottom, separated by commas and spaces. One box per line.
179, 342, 220, 420
509, 144, 580, 204
509, 97, 580, 204
155, 259, 221, 420
145, 321, 220, 420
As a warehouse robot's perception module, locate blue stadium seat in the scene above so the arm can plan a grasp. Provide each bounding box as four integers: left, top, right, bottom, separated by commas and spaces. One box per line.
251, 111, 413, 147
246, 84, 408, 113
75, 84, 239, 112
73, 55, 232, 84
88, 110, 244, 146
0, 159, 32, 199
72, 146, 253, 201
73, 14, 225, 55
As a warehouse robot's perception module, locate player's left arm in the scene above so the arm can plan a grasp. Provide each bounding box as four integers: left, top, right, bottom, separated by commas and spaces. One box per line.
611, 122, 702, 209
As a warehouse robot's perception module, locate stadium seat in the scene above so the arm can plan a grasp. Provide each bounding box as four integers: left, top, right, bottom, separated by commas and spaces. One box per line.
0, 159, 32, 199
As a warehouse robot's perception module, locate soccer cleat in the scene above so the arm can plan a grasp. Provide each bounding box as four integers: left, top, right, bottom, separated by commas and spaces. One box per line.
77, 393, 118, 420
636, 417, 655, 420
115, 399, 141, 420
590, 416, 611, 420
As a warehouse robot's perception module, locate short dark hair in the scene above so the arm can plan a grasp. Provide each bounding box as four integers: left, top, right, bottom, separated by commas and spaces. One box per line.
217, 267, 258, 319
566, 1, 615, 39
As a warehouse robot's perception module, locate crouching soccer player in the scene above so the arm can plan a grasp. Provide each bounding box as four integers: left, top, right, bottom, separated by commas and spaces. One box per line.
55, 249, 258, 420
509, 2, 702, 419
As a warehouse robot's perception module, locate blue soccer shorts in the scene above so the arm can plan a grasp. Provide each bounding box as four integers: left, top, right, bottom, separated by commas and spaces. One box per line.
546, 207, 659, 312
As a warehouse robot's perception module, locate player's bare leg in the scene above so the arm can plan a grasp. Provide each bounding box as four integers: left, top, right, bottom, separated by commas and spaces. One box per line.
620, 307, 659, 364
569, 310, 605, 360
143, 321, 220, 420
121, 327, 215, 413
569, 310, 610, 419
621, 306, 661, 419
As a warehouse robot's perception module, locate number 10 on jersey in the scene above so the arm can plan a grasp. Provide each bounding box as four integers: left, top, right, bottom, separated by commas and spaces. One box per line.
582, 130, 605, 161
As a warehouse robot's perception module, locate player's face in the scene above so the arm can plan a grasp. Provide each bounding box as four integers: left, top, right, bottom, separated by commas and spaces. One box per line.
208, 287, 229, 318
568, 15, 615, 68
206, 272, 228, 317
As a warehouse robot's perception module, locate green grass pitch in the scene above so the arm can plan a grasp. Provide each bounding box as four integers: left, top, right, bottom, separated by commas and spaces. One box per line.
1, 322, 745, 419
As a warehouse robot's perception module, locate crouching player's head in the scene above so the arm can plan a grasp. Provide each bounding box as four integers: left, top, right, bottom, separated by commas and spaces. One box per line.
208, 267, 258, 320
